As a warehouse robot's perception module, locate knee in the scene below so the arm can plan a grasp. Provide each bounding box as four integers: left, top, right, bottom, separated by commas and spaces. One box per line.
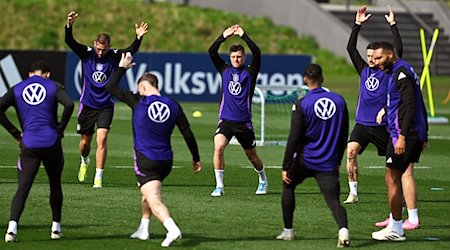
214, 143, 225, 155
346, 146, 359, 160
96, 134, 108, 147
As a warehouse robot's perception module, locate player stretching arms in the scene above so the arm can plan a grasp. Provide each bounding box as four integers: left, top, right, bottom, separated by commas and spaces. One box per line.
106, 53, 202, 247
344, 5, 402, 204
208, 25, 268, 197
65, 11, 148, 188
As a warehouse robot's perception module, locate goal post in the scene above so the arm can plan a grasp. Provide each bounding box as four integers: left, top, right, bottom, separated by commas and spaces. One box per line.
252, 85, 308, 146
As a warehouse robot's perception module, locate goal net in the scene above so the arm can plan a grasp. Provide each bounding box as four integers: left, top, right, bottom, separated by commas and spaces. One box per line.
251, 85, 308, 146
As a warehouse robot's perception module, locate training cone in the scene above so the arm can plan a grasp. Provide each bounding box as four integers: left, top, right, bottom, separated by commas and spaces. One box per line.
192, 111, 202, 118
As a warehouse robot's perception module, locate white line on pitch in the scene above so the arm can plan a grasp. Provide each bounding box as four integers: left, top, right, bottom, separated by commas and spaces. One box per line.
240, 165, 431, 169
111, 165, 183, 169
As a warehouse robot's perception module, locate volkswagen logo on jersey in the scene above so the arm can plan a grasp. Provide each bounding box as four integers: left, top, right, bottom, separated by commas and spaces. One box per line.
22, 83, 46, 105
314, 97, 336, 120
92, 71, 107, 83
228, 74, 242, 96
365, 74, 380, 91
148, 101, 171, 123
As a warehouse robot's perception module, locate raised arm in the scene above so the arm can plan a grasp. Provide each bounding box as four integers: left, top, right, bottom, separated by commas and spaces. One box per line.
65, 11, 91, 59
120, 22, 148, 56
105, 53, 140, 108
385, 5, 403, 58
347, 6, 371, 74
237, 26, 261, 76
208, 26, 238, 72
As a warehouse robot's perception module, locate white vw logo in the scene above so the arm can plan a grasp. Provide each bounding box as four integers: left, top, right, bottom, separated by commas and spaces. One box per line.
228, 81, 242, 96
365, 75, 380, 91
92, 71, 107, 83
314, 97, 336, 120
22, 83, 46, 105
148, 101, 171, 123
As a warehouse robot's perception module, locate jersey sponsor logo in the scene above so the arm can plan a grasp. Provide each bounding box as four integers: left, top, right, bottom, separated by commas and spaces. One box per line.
147, 101, 170, 123
365, 74, 380, 91
92, 71, 107, 83
22, 83, 46, 105
228, 74, 242, 95
314, 97, 336, 120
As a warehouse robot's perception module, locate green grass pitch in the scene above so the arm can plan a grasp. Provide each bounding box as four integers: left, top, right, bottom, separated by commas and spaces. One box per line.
1, 99, 449, 249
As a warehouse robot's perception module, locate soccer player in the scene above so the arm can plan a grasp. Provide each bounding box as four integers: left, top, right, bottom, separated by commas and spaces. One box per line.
1, 61, 74, 242
345, 6, 422, 231
208, 24, 268, 197
276, 64, 350, 247
105, 52, 202, 247
370, 42, 428, 241
65, 10, 148, 188
344, 5, 402, 204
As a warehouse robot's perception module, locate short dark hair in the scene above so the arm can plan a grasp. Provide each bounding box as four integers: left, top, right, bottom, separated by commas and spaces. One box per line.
371, 41, 394, 52
304, 63, 323, 82
96, 33, 111, 45
229, 44, 245, 53
30, 61, 50, 73
366, 42, 376, 50
138, 72, 158, 88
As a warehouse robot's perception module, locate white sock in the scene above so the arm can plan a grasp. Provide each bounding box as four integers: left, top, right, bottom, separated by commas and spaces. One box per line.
214, 169, 224, 188
284, 228, 293, 233
391, 219, 404, 235
349, 181, 358, 195
51, 221, 61, 233
7, 220, 17, 235
95, 168, 104, 179
255, 167, 267, 183
163, 218, 179, 233
81, 156, 89, 165
138, 218, 150, 233
407, 208, 419, 224
339, 227, 349, 236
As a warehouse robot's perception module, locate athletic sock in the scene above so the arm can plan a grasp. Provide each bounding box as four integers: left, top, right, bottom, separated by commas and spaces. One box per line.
51, 221, 61, 233
407, 208, 419, 224
214, 169, 224, 188
95, 168, 104, 180
339, 227, 349, 236
139, 218, 150, 233
349, 181, 358, 195
81, 156, 89, 165
7, 220, 17, 235
255, 167, 267, 183
163, 218, 179, 233
284, 228, 293, 234
392, 219, 404, 235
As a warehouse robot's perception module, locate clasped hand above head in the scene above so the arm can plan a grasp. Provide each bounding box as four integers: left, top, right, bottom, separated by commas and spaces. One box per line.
223, 24, 244, 38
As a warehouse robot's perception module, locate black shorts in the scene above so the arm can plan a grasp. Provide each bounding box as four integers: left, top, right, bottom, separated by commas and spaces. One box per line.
287, 161, 340, 191
215, 120, 256, 149
386, 133, 423, 173
134, 150, 172, 187
77, 105, 114, 135
348, 123, 389, 156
